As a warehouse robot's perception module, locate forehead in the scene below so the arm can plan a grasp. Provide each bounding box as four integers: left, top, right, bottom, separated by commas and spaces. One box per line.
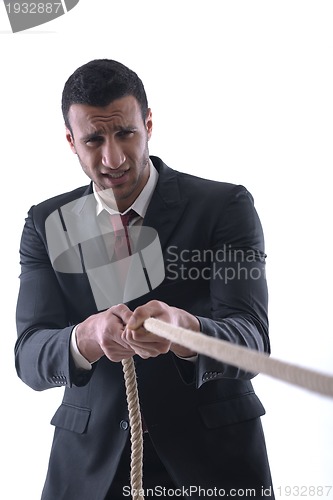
68, 95, 142, 133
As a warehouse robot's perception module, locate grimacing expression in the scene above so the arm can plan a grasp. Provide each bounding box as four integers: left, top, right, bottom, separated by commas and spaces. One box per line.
66, 95, 153, 212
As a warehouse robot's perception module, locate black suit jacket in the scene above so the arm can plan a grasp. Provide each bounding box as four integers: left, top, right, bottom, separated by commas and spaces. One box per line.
15, 157, 273, 499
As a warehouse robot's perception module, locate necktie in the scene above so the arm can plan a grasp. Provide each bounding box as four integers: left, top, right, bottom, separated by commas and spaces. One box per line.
110, 209, 137, 261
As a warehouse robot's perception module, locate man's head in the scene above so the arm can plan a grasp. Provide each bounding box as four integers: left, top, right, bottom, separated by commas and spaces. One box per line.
62, 59, 149, 134
62, 59, 153, 212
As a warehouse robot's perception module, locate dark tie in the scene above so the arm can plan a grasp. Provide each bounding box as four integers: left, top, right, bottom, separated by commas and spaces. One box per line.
110, 209, 138, 262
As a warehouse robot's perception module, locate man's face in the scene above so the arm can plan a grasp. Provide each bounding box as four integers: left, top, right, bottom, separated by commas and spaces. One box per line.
66, 95, 153, 212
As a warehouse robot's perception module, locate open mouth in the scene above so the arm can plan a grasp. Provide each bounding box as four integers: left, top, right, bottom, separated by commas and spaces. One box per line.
107, 171, 128, 179
102, 170, 130, 186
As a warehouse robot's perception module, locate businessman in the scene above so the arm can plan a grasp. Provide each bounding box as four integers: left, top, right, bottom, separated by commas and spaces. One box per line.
15, 59, 275, 499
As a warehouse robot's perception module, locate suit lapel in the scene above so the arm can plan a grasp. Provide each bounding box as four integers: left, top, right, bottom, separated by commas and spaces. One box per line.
124, 159, 188, 303
63, 187, 128, 310
60, 185, 111, 270
143, 157, 188, 252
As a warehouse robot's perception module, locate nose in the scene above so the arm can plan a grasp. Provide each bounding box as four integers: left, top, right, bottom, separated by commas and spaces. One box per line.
101, 139, 126, 169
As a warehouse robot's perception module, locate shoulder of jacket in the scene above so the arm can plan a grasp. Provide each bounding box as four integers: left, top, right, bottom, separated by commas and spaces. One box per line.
151, 156, 245, 191
28, 184, 91, 226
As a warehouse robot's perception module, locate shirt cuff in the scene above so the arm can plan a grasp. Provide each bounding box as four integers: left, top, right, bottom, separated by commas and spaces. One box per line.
70, 325, 93, 371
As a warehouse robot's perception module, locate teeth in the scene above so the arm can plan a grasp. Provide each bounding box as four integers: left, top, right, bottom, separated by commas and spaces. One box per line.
108, 172, 126, 179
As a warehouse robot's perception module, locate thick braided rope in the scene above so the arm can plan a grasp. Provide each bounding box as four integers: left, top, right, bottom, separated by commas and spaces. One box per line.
121, 319, 333, 500
144, 318, 333, 398
121, 357, 144, 500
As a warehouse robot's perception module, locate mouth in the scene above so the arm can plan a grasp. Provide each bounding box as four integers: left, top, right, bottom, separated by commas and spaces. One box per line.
107, 171, 128, 179
102, 169, 130, 186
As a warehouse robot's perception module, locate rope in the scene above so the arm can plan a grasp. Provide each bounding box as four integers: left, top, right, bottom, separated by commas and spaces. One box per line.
144, 318, 333, 398
121, 357, 144, 500
122, 318, 333, 500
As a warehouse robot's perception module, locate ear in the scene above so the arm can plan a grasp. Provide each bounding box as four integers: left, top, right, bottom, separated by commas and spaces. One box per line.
65, 127, 77, 154
145, 109, 153, 141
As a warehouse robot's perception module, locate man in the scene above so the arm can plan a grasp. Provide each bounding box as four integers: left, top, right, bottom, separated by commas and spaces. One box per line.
15, 59, 275, 499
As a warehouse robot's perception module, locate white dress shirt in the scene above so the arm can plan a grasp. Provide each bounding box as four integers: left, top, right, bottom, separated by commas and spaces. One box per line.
70, 160, 158, 370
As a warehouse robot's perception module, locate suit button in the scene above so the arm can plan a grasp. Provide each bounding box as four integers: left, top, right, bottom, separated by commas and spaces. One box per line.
120, 420, 129, 430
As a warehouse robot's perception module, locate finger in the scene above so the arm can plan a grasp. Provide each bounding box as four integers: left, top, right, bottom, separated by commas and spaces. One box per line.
124, 329, 171, 355
131, 338, 171, 358
131, 346, 159, 359
104, 343, 136, 362
102, 325, 134, 351
123, 327, 166, 346
109, 303, 133, 324
127, 300, 165, 330
105, 351, 134, 362
123, 326, 154, 343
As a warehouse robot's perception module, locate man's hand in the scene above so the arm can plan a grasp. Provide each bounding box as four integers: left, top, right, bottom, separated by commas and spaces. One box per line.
75, 304, 136, 362
123, 300, 200, 359
75, 300, 200, 363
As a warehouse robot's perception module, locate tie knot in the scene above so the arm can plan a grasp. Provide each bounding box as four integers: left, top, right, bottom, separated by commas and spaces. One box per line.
120, 209, 137, 227
109, 209, 138, 234
109, 209, 137, 262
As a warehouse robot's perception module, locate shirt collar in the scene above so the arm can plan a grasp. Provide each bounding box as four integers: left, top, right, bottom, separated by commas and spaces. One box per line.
93, 159, 158, 217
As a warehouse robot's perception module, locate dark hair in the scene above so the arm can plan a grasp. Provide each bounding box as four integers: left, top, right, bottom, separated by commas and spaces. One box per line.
62, 59, 149, 132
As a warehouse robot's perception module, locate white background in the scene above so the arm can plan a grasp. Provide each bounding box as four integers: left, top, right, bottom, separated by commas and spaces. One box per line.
1, 1, 333, 499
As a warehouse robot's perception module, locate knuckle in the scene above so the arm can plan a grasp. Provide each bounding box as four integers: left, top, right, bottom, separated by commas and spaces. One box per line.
148, 299, 160, 308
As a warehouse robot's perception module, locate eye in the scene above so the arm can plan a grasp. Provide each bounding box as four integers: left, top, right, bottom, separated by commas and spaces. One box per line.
117, 129, 135, 138
85, 135, 104, 145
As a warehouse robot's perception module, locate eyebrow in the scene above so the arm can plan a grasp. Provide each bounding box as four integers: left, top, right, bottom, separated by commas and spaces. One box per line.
80, 130, 105, 143
80, 125, 137, 143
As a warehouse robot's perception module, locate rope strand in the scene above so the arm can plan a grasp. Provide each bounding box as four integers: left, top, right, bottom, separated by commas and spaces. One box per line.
121, 357, 144, 500
122, 318, 333, 499
144, 318, 333, 399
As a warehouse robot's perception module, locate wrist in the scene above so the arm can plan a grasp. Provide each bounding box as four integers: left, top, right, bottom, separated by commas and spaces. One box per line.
76, 319, 104, 363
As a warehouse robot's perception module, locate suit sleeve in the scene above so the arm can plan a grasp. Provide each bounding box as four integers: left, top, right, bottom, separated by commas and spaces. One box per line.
15, 206, 93, 391
188, 185, 270, 388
